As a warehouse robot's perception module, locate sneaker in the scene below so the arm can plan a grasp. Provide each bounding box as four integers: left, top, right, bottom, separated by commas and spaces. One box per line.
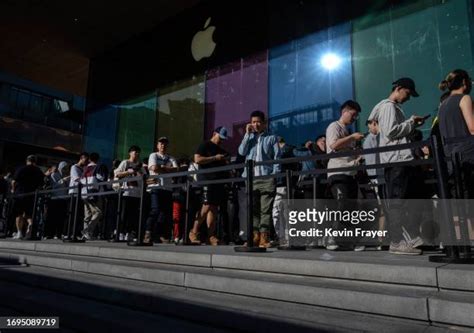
208, 236, 219, 246
325, 237, 339, 251
389, 240, 422, 255
143, 231, 152, 244
13, 231, 23, 240
173, 237, 180, 245
129, 231, 138, 242
409, 236, 423, 248
25, 224, 32, 238
188, 230, 201, 245
119, 233, 125, 241
159, 236, 170, 244
53, 236, 59, 240
81, 231, 91, 240
354, 245, 366, 252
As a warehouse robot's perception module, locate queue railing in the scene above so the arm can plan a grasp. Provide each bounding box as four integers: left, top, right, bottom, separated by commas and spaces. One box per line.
2, 136, 473, 262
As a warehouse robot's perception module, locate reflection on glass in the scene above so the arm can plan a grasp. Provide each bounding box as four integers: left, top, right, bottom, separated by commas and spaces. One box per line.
205, 51, 268, 155
269, 23, 354, 146
116, 93, 157, 160
0, 84, 81, 133
156, 77, 205, 159
352, 0, 474, 136
83, 104, 119, 167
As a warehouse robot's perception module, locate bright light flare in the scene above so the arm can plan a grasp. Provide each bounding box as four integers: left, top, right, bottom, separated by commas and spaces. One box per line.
320, 53, 342, 71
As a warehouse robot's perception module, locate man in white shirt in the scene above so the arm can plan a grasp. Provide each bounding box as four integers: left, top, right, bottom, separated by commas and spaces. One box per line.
144, 137, 178, 244
325, 100, 364, 251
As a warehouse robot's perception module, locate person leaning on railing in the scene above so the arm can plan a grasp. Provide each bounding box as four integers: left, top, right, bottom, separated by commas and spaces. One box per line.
438, 69, 474, 199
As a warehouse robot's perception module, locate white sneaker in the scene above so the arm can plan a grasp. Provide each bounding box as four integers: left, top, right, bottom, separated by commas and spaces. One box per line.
354, 245, 366, 252
325, 237, 339, 251
409, 236, 423, 248
389, 240, 422, 255
119, 233, 125, 241
13, 231, 23, 240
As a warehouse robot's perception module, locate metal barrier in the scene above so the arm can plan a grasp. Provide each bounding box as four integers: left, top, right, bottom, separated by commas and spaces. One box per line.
2, 136, 472, 262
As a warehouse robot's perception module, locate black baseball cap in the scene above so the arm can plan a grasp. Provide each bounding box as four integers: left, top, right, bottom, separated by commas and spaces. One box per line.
157, 136, 169, 143
392, 77, 419, 97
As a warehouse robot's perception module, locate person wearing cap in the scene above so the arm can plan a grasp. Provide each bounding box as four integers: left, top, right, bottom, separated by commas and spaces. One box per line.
368, 77, 426, 255
144, 137, 179, 244
11, 155, 45, 239
189, 126, 230, 245
238, 111, 281, 248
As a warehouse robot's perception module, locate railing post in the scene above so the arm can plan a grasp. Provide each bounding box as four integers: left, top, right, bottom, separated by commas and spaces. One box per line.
26, 190, 40, 240
278, 170, 305, 251
64, 182, 85, 243
128, 174, 151, 246
109, 188, 125, 242
183, 180, 192, 246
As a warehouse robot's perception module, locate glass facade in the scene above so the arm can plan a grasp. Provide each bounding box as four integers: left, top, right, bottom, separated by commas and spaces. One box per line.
0, 83, 82, 133
205, 51, 268, 154
353, 0, 474, 135
115, 93, 157, 161
84, 0, 474, 160
157, 77, 205, 159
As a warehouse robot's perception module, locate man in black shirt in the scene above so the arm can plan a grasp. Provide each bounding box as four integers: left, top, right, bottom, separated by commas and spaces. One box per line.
189, 127, 230, 245
11, 155, 45, 239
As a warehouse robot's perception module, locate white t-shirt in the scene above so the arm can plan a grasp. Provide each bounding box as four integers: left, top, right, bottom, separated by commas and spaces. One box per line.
326, 121, 358, 178
68, 164, 82, 195
148, 152, 178, 191
114, 160, 145, 197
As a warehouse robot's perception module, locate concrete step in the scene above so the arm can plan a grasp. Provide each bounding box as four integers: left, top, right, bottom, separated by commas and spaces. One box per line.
0, 240, 461, 289
1, 249, 474, 327
0, 264, 465, 333
0, 278, 230, 333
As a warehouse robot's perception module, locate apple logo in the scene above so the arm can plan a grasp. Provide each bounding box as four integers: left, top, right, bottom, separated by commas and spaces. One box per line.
191, 17, 216, 61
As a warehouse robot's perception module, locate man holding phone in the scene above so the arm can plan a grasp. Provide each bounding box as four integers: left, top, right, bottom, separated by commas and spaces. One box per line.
238, 111, 281, 248
325, 100, 365, 251
189, 127, 230, 245
368, 77, 426, 255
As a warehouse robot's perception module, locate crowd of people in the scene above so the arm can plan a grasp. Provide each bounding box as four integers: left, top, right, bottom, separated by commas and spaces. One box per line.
1, 69, 473, 256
